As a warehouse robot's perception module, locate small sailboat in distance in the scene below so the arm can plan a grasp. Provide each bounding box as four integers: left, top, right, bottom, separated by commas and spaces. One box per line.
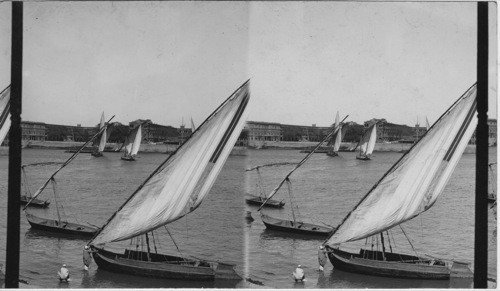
355, 122, 377, 160
323, 84, 477, 280
88, 80, 250, 281
120, 122, 143, 161
326, 111, 343, 157
92, 112, 113, 157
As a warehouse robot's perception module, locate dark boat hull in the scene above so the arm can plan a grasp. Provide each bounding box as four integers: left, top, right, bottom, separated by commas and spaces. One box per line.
260, 213, 333, 237
326, 148, 338, 157
26, 212, 99, 237
356, 155, 371, 161
121, 156, 136, 161
245, 194, 285, 208
91, 151, 103, 157
92, 247, 241, 281
325, 247, 452, 280
20, 195, 50, 208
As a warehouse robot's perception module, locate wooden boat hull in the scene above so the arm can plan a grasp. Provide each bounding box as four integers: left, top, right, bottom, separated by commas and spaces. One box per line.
92, 247, 241, 281
91, 151, 103, 157
26, 212, 99, 237
121, 156, 136, 161
245, 194, 285, 208
325, 247, 451, 280
260, 213, 333, 237
326, 149, 338, 157
356, 155, 371, 161
20, 195, 50, 208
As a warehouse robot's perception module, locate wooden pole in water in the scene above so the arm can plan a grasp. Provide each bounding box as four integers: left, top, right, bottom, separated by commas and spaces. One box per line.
474, 1, 488, 288
5, 2, 23, 288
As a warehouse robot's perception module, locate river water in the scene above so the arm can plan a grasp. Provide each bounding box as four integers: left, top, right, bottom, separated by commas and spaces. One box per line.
0, 148, 496, 288
244, 148, 497, 289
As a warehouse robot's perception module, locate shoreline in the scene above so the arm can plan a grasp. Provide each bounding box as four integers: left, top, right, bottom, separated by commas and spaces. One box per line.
0, 140, 482, 154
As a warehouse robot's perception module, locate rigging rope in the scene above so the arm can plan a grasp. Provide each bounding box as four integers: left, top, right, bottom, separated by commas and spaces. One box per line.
165, 226, 186, 261
399, 225, 419, 258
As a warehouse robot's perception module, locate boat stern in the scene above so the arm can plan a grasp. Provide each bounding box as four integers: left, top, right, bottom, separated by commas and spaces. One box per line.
214, 262, 242, 280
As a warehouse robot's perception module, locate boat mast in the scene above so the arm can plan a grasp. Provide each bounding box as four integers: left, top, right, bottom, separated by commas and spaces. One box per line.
51, 178, 62, 225
379, 232, 386, 261
286, 178, 297, 226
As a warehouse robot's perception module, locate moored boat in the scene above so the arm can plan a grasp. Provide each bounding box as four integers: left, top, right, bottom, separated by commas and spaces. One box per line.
88, 80, 250, 281
26, 212, 98, 237
20, 195, 49, 208
245, 194, 284, 208
261, 213, 332, 237
322, 84, 477, 280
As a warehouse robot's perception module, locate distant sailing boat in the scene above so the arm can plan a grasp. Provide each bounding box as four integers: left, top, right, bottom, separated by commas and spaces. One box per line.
245, 162, 296, 209
326, 111, 343, 157
87, 81, 249, 281
23, 116, 115, 237
91, 112, 113, 157
121, 122, 143, 161
355, 122, 377, 160
488, 162, 496, 203
323, 84, 477, 280
257, 116, 348, 237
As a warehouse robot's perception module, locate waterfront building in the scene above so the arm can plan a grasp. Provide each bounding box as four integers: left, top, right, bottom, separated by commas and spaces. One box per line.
21, 121, 47, 142
246, 121, 282, 146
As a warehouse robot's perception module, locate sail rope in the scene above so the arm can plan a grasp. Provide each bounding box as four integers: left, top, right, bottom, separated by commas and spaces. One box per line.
399, 225, 420, 258
256, 168, 267, 198
165, 226, 186, 262
386, 231, 393, 253
286, 179, 301, 223
151, 231, 158, 254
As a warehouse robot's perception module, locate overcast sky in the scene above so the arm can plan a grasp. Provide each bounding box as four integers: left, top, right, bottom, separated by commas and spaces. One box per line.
0, 2, 497, 128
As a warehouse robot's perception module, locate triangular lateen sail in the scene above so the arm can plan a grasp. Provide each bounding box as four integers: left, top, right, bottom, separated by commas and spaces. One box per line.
0, 86, 11, 146
97, 112, 107, 153
90, 80, 250, 245
358, 123, 376, 157
324, 84, 477, 246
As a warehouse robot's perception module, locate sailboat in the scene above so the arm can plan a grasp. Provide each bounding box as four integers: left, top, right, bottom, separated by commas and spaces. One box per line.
91, 112, 113, 157
121, 122, 143, 161
23, 116, 115, 237
322, 84, 477, 280
488, 162, 496, 203
326, 111, 343, 157
355, 122, 377, 160
245, 162, 296, 209
257, 116, 349, 237
19, 162, 61, 208
87, 81, 249, 281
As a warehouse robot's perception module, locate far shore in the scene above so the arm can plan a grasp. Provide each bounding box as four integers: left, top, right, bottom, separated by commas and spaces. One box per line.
0, 140, 482, 154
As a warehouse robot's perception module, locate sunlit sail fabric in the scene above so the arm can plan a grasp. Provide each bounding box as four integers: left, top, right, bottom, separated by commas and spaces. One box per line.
91, 81, 250, 245
131, 124, 142, 156
123, 124, 141, 157
325, 85, 477, 246
0, 86, 11, 146
98, 112, 107, 153
358, 123, 376, 157
327, 112, 342, 152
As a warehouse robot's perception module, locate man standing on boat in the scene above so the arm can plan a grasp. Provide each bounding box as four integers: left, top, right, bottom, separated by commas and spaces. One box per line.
318, 245, 327, 271
83, 246, 93, 271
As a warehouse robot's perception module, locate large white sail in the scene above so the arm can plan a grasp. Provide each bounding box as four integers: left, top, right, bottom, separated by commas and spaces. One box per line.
328, 112, 342, 152
358, 123, 376, 157
97, 112, 107, 153
130, 124, 142, 156
91, 81, 250, 245
0, 86, 11, 146
325, 85, 477, 246
123, 124, 141, 157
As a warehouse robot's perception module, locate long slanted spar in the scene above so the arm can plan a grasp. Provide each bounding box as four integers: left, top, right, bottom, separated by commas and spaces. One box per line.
23, 116, 115, 209
89, 80, 250, 245
0, 85, 11, 145
324, 84, 477, 246
357, 122, 377, 158
257, 115, 348, 211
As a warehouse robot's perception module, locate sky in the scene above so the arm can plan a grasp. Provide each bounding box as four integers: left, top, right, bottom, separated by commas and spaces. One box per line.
0, 2, 497, 128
